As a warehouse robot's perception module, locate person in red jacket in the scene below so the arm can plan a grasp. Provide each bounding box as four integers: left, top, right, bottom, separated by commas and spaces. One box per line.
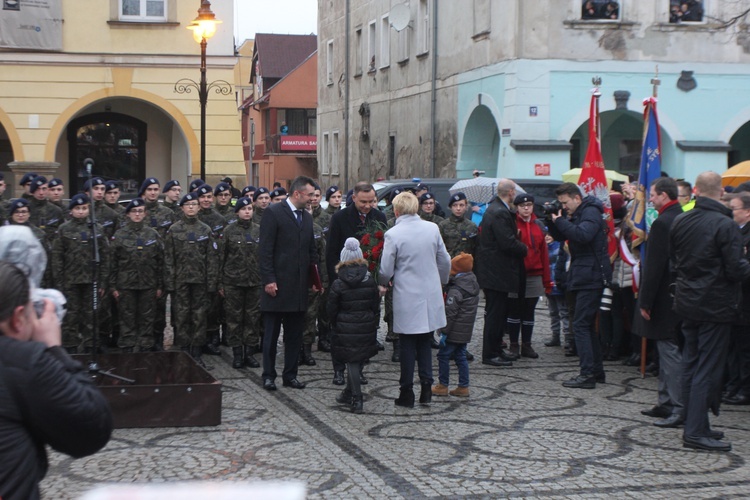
507, 194, 552, 359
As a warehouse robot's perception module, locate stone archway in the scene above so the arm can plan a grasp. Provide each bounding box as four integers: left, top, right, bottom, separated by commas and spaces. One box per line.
458, 104, 500, 177
729, 121, 750, 168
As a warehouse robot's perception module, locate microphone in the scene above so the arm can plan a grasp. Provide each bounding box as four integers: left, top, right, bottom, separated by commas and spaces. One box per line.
83, 158, 95, 175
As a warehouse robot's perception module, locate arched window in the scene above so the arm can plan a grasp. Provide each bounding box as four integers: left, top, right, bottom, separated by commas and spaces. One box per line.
67, 113, 146, 195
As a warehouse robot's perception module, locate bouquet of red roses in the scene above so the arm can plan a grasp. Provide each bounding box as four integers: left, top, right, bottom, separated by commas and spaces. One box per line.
358, 219, 389, 281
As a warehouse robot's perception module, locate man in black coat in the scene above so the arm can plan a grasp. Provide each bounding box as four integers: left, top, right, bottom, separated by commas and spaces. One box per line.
723, 191, 750, 406
475, 179, 527, 367
259, 176, 319, 391
670, 172, 750, 452
549, 182, 612, 389
326, 182, 387, 284
635, 177, 684, 426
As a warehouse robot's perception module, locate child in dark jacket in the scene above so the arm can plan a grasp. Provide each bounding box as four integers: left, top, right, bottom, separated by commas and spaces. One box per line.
432, 253, 480, 397
327, 237, 380, 413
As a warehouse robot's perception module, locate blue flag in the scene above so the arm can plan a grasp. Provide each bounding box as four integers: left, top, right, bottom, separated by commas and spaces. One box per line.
629, 97, 661, 258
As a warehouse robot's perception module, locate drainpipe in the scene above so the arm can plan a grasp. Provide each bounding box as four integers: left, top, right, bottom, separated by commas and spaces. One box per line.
429, 0, 438, 178
344, 0, 351, 189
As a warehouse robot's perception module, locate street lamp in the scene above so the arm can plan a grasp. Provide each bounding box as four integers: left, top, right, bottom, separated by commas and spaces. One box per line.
175, 0, 231, 181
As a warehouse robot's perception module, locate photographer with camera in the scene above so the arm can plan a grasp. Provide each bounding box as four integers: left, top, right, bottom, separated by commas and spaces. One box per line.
548, 182, 611, 389
0, 259, 112, 500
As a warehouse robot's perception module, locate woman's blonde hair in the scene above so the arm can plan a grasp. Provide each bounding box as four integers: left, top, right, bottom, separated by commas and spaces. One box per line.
392, 191, 418, 216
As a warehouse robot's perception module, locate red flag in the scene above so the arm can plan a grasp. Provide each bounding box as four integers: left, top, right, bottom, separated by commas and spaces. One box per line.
577, 93, 617, 259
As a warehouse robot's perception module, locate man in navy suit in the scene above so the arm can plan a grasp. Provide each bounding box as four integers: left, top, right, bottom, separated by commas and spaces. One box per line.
259, 176, 319, 391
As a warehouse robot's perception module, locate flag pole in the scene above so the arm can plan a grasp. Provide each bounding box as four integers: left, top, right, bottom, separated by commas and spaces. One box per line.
640, 66, 661, 379
592, 76, 602, 144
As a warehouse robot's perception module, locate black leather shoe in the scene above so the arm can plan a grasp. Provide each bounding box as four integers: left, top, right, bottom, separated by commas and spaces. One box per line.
544, 338, 561, 347
263, 379, 277, 391
377, 341, 385, 351
654, 414, 684, 428
466, 351, 474, 361
499, 349, 518, 361
395, 388, 415, 408
641, 406, 672, 418
244, 346, 260, 368
336, 388, 353, 404
723, 394, 750, 405
282, 378, 306, 389
709, 430, 725, 440
359, 372, 368, 385
419, 382, 432, 405
562, 375, 596, 389
623, 353, 641, 366
332, 371, 345, 385
594, 372, 606, 384
683, 435, 731, 452
391, 342, 401, 362
482, 357, 512, 367
564, 348, 578, 357
232, 346, 244, 369
317, 339, 332, 353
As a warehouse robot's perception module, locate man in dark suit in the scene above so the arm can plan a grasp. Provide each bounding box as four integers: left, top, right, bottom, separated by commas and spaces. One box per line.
670, 172, 750, 451
635, 177, 684, 426
259, 176, 319, 391
475, 179, 527, 367
326, 182, 387, 283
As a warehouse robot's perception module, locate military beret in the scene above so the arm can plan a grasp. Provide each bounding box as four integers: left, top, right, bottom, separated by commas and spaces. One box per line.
179, 192, 199, 206
419, 192, 435, 204
197, 184, 213, 196
448, 192, 467, 207
163, 180, 181, 193
105, 180, 119, 193
234, 196, 253, 213
125, 198, 145, 213
83, 177, 105, 191
253, 187, 270, 201
325, 185, 339, 201
270, 187, 287, 199
29, 176, 48, 193
8, 198, 29, 216
241, 185, 256, 196
188, 179, 205, 192
19, 172, 38, 186
139, 177, 159, 196
513, 193, 535, 206
69, 193, 90, 210
214, 182, 231, 195
48, 178, 64, 188
416, 183, 430, 192
222, 176, 233, 184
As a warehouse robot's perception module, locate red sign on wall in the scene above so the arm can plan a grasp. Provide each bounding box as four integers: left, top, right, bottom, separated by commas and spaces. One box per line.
280, 135, 317, 152
534, 163, 551, 176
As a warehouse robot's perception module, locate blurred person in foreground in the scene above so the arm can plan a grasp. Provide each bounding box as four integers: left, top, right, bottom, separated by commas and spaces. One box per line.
0, 259, 112, 500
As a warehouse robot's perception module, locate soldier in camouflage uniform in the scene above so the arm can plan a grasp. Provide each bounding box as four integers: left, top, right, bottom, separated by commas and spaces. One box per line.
241, 185, 256, 200
7, 199, 52, 285
85, 177, 119, 239
213, 182, 234, 220
164, 192, 219, 368
439, 192, 478, 258
19, 172, 37, 201
162, 180, 182, 214
46, 178, 68, 218
51, 194, 110, 353
418, 192, 445, 224
311, 185, 334, 353
252, 187, 271, 226
110, 198, 164, 352
301, 214, 330, 366
270, 187, 288, 204
195, 184, 226, 355
220, 197, 262, 369
139, 177, 176, 350
324, 185, 342, 218
0, 173, 8, 225
188, 178, 205, 193
104, 181, 125, 216
27, 176, 64, 242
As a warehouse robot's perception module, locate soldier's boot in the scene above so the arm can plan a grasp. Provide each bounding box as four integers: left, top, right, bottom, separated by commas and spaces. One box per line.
521, 342, 539, 359
509, 343, 520, 358
545, 332, 561, 347
203, 331, 221, 356
232, 346, 245, 369
301, 343, 316, 366
317, 330, 331, 353
244, 345, 260, 368
190, 346, 209, 370
391, 339, 401, 362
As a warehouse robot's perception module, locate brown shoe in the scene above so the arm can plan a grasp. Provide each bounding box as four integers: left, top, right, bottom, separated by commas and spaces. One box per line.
509, 343, 520, 358
432, 383, 449, 396
449, 386, 470, 397
521, 343, 539, 359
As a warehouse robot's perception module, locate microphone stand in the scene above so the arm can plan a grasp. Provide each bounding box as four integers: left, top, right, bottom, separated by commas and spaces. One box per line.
84, 159, 135, 385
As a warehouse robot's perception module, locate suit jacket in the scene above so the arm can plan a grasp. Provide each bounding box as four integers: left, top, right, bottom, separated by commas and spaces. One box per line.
326, 203, 387, 283
634, 201, 682, 340
475, 196, 527, 293
378, 214, 451, 334
259, 201, 318, 312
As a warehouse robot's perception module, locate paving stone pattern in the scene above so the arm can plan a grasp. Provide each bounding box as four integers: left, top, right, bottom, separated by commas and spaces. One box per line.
41, 299, 750, 498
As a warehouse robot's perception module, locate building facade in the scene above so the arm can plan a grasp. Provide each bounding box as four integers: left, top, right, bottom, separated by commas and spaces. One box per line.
0, 0, 243, 198
318, 0, 750, 190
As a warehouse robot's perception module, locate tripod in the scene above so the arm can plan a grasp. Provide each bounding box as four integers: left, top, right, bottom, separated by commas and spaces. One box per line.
83, 158, 135, 385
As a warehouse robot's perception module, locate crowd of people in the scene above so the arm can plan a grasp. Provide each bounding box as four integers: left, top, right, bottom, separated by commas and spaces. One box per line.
0, 168, 747, 452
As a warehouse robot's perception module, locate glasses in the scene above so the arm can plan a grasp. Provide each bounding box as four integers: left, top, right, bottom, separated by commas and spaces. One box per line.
422, 201, 435, 206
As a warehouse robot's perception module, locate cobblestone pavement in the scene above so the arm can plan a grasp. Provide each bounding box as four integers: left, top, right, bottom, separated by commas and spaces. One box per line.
42, 299, 750, 498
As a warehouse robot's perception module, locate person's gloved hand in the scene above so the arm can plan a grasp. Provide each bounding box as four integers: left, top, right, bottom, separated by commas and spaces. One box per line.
439, 333, 447, 347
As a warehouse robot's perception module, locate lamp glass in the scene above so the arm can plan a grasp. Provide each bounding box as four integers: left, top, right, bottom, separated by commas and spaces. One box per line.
187, 18, 221, 43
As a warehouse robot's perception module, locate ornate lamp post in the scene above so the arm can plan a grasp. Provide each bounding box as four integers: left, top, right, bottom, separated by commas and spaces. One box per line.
175, 0, 231, 181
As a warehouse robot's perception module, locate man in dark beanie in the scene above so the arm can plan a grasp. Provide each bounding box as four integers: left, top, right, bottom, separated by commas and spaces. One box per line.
164, 192, 219, 368
110, 198, 164, 352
